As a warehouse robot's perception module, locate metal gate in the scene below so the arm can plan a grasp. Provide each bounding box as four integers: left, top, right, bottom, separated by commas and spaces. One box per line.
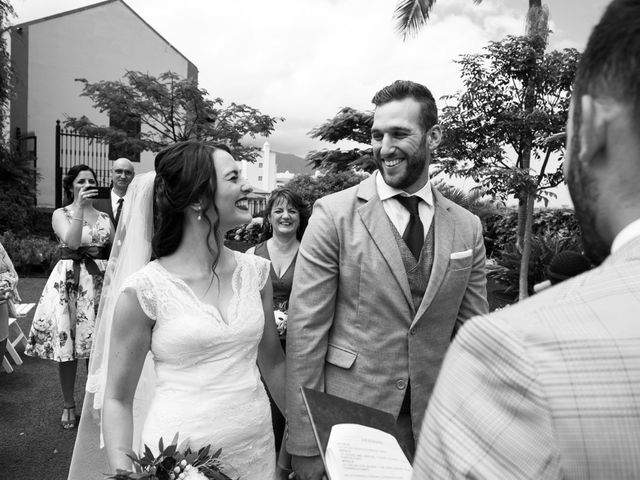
54, 120, 112, 208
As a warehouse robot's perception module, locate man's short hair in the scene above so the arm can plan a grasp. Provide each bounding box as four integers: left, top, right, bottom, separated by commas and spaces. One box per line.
371, 80, 438, 132
572, 0, 640, 128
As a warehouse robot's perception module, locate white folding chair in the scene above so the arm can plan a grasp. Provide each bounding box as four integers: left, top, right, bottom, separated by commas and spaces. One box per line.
2, 303, 34, 374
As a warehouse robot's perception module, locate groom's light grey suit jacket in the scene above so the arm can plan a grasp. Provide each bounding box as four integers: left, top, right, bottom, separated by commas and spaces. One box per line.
285, 174, 489, 456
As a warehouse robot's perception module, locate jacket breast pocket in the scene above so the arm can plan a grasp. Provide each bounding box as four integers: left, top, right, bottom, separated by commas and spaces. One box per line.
326, 344, 358, 369
448, 255, 473, 272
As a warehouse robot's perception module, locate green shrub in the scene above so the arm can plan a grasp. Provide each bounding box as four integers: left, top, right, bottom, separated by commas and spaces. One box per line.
0, 147, 40, 235
484, 207, 581, 258
286, 171, 367, 208
225, 218, 265, 245
488, 232, 583, 296
0, 230, 60, 274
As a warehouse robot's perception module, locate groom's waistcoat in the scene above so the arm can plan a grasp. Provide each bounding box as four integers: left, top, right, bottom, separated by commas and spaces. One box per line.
391, 219, 436, 313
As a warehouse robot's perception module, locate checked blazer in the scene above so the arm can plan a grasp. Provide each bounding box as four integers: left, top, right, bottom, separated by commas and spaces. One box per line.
412, 235, 640, 479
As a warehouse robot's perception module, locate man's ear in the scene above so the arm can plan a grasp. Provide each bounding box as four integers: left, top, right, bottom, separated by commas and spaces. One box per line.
578, 95, 615, 164
427, 124, 442, 151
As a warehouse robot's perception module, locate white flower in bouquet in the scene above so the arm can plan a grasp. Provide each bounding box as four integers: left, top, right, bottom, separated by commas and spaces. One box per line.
107, 434, 234, 480
274, 309, 287, 336
181, 464, 209, 480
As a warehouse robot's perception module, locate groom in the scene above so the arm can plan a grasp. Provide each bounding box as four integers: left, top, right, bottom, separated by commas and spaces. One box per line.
285, 80, 489, 479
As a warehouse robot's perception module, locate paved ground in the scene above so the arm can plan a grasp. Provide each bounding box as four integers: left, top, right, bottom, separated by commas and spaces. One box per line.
0, 273, 512, 480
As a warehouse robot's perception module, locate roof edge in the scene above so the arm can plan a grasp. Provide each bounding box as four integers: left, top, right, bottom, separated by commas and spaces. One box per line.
14, 0, 197, 69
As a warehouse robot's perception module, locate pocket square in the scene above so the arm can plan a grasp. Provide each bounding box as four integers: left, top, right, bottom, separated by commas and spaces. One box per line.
450, 249, 472, 259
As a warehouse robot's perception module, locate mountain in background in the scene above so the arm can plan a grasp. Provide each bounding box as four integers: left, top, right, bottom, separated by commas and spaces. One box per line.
275, 152, 313, 175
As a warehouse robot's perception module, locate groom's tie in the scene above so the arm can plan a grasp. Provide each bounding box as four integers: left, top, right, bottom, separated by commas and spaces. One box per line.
395, 195, 424, 260
115, 197, 124, 226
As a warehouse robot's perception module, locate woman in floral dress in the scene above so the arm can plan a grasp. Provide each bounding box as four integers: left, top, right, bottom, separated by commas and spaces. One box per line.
0, 240, 21, 364
25, 164, 113, 429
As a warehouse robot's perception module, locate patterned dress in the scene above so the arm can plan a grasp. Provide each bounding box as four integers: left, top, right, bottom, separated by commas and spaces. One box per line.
0, 241, 21, 317
25, 208, 111, 362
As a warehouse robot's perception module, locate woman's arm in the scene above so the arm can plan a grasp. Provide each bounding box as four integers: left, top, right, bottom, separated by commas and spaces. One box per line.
52, 208, 84, 249
53, 186, 96, 248
0, 242, 18, 301
102, 289, 153, 471
257, 277, 286, 414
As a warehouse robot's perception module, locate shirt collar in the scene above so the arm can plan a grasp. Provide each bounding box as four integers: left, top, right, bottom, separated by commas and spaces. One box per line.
611, 216, 640, 253
375, 171, 433, 206
110, 190, 124, 202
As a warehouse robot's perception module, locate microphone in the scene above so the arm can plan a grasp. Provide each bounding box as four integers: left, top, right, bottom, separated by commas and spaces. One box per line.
533, 251, 592, 293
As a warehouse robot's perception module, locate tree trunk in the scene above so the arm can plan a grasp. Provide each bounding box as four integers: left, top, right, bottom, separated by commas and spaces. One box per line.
516, 0, 547, 298
518, 190, 535, 300
516, 197, 527, 252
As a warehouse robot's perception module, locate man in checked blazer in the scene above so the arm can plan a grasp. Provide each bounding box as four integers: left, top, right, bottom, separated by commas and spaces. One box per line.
286, 80, 489, 480
412, 1, 640, 478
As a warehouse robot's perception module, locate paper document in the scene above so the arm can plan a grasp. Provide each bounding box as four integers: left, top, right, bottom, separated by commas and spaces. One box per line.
324, 423, 413, 480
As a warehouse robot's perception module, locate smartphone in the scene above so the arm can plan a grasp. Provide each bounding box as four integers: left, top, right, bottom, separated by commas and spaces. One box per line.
88, 186, 111, 199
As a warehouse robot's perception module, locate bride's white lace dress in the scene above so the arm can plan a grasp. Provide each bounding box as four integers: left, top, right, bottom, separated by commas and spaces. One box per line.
122, 251, 275, 480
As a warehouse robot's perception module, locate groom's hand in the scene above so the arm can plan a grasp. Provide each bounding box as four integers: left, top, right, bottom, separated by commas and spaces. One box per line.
291, 454, 326, 480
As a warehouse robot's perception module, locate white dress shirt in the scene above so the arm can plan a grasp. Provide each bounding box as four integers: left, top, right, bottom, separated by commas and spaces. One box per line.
375, 171, 434, 239
611, 216, 640, 253
110, 190, 125, 217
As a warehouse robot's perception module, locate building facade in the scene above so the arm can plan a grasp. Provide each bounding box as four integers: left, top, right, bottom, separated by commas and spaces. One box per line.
9, 0, 197, 207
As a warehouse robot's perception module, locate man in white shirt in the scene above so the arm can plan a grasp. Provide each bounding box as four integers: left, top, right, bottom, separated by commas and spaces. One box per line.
95, 157, 135, 228
412, 1, 640, 477
286, 80, 489, 480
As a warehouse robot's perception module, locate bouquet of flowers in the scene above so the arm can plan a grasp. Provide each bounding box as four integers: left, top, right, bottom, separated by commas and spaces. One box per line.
107, 434, 234, 480
274, 309, 287, 337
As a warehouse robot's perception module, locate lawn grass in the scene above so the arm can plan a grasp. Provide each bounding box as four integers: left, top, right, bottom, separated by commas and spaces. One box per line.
1, 276, 86, 480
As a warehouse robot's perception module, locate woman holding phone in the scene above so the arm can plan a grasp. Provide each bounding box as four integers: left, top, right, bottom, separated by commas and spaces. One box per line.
25, 164, 113, 429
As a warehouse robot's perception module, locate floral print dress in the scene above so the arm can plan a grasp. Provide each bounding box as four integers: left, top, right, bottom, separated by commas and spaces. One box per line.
25, 208, 111, 362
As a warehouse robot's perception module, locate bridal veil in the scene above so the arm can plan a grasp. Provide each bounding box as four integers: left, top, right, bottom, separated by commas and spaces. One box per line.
68, 171, 157, 479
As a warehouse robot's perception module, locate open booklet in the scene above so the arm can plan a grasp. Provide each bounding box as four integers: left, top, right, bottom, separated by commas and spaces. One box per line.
301, 387, 413, 480
325, 423, 413, 480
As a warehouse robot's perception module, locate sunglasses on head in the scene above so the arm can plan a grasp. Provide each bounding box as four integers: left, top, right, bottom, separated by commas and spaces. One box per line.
114, 169, 134, 175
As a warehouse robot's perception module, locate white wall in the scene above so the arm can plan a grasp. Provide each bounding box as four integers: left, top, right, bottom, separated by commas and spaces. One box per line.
242, 142, 277, 192
21, 1, 192, 206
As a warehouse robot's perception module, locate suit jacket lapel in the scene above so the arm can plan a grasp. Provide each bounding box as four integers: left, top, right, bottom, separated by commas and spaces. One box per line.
414, 189, 454, 323
356, 176, 413, 307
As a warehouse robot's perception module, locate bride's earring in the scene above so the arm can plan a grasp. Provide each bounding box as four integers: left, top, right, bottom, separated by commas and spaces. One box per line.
191, 202, 203, 221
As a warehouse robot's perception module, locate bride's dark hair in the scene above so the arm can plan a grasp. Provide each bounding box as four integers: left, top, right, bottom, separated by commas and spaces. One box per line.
152, 140, 231, 268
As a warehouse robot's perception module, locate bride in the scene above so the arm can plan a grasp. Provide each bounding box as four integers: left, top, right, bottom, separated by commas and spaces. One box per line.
71, 141, 285, 479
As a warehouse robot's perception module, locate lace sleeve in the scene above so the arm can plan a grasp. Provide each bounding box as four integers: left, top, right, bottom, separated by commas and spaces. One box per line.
121, 269, 157, 321
252, 254, 271, 291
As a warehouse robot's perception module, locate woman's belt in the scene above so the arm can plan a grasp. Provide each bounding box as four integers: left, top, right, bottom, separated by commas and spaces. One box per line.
59, 246, 109, 285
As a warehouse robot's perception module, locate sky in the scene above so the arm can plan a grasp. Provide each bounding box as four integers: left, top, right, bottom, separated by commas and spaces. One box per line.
9, 0, 611, 207
10, 0, 610, 159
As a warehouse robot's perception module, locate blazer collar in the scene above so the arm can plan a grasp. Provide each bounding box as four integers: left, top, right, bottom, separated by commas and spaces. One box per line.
357, 175, 413, 307
414, 190, 455, 322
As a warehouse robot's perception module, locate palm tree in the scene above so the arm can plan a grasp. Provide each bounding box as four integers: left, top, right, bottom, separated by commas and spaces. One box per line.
394, 0, 547, 42
393, 0, 550, 300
